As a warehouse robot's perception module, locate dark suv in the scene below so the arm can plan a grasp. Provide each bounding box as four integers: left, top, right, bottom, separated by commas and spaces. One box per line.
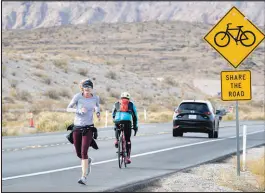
173, 100, 220, 138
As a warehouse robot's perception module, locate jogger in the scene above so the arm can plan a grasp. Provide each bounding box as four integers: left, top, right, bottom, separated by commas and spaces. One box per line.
67, 79, 100, 185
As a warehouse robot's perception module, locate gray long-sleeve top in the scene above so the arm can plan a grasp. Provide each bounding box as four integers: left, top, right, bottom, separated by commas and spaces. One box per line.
67, 93, 100, 126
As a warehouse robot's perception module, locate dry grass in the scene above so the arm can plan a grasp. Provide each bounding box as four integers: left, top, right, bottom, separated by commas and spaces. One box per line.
33, 71, 46, 78
10, 79, 18, 88
2, 128, 19, 136
53, 59, 68, 72
165, 76, 178, 86
147, 111, 173, 123
44, 89, 60, 100
216, 150, 265, 192
243, 155, 265, 191
60, 89, 71, 98
17, 90, 32, 101
2, 64, 7, 77
36, 112, 74, 133
188, 147, 265, 192
148, 103, 160, 112
240, 111, 264, 120
222, 111, 264, 121
9, 88, 17, 97
34, 111, 113, 132
105, 71, 117, 80
3, 96, 15, 103
78, 68, 88, 76
33, 63, 45, 70
43, 77, 52, 85
109, 89, 120, 98
2, 101, 264, 136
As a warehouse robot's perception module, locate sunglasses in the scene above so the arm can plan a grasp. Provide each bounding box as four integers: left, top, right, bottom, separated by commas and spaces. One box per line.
83, 86, 93, 91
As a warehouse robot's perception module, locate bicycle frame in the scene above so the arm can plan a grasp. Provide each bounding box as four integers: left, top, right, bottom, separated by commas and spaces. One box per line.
225, 25, 248, 42
214, 23, 256, 48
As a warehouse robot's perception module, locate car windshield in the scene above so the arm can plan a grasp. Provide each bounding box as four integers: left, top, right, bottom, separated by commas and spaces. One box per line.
178, 102, 210, 113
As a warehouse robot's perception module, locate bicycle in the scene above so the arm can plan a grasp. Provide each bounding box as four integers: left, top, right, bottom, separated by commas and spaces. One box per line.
214, 23, 256, 47
116, 123, 137, 169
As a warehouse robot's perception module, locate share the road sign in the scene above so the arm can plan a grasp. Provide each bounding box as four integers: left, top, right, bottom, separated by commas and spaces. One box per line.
221, 70, 251, 101
204, 6, 265, 69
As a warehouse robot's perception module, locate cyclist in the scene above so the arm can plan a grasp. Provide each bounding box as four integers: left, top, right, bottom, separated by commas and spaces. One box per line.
66, 78, 100, 185
112, 92, 138, 164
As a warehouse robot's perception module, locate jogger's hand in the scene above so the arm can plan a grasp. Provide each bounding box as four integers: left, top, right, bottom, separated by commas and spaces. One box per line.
96, 113, 101, 121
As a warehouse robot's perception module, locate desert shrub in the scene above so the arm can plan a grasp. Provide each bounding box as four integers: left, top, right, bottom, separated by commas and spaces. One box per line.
33, 63, 45, 70
53, 59, 68, 72
33, 71, 46, 78
45, 89, 60, 100
18, 90, 32, 101
78, 68, 88, 76
105, 71, 117, 80
148, 103, 160, 112
109, 89, 120, 98
60, 89, 71, 98
10, 79, 18, 88
43, 77, 51, 85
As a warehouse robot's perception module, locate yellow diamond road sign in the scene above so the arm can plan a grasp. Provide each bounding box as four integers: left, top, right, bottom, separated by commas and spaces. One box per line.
221, 70, 251, 101
204, 6, 265, 68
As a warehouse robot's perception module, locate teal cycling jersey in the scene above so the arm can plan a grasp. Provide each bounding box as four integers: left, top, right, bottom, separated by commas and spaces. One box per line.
112, 101, 138, 128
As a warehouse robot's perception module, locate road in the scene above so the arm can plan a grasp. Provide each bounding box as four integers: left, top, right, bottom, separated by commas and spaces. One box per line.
2, 121, 264, 192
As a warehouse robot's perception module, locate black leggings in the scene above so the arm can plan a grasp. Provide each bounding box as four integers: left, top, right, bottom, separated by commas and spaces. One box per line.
115, 121, 132, 157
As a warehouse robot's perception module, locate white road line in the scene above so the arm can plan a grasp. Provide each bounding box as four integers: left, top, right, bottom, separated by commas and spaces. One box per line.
2, 130, 264, 181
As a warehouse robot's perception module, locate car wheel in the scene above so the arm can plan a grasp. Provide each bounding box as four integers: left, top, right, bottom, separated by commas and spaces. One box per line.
173, 129, 183, 137
214, 131, 218, 138
208, 131, 214, 138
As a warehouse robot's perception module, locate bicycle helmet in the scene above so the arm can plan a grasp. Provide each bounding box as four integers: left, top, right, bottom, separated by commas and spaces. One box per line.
82, 79, 93, 89
120, 92, 130, 99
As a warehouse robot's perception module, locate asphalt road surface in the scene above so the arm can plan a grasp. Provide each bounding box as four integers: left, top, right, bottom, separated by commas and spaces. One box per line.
2, 121, 264, 192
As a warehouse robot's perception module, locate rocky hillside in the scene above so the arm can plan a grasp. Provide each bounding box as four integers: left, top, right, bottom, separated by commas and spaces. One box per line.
2, 19, 264, 114
2, 1, 265, 30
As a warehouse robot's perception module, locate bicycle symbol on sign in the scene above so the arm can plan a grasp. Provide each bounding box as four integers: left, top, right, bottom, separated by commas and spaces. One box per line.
214, 23, 256, 47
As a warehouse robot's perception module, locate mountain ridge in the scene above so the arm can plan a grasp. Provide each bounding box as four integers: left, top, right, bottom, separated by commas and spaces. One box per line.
2, 1, 265, 30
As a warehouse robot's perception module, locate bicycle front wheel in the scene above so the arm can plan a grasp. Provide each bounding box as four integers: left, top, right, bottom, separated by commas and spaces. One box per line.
214, 31, 230, 47
240, 31, 256, 47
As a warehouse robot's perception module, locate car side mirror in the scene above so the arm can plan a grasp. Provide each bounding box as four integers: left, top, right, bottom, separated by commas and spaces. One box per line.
216, 110, 221, 115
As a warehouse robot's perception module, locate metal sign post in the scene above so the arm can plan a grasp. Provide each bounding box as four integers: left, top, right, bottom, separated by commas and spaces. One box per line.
235, 100, 240, 176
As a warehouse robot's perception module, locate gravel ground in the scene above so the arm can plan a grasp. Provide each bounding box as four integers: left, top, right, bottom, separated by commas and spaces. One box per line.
135, 146, 264, 192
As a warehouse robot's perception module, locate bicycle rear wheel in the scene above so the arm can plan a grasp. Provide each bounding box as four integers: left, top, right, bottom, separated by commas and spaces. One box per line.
214, 31, 230, 47
118, 134, 123, 169
122, 136, 127, 168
